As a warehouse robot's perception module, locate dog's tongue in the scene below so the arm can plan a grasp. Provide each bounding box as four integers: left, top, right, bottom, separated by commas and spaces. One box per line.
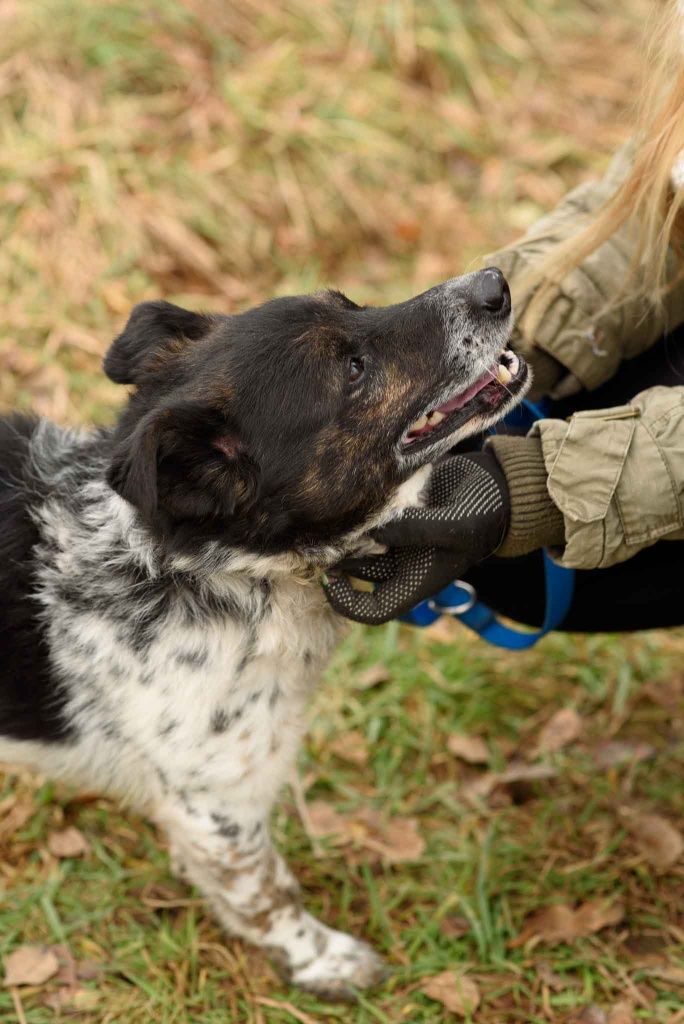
435, 367, 494, 414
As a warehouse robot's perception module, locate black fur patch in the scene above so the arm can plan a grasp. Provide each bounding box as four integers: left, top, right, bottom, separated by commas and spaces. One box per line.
0, 416, 74, 741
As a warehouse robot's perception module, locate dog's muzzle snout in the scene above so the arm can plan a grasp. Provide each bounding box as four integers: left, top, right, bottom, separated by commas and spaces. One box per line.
472, 266, 510, 316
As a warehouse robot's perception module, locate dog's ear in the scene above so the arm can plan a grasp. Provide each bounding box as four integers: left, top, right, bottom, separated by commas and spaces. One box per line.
107, 403, 259, 522
104, 301, 215, 385
107, 407, 165, 518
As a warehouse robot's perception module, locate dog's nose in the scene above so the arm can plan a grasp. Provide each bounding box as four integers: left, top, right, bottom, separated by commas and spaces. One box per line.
472, 267, 510, 314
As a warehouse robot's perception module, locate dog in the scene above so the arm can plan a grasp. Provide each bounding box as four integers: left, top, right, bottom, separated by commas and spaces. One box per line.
0, 267, 527, 998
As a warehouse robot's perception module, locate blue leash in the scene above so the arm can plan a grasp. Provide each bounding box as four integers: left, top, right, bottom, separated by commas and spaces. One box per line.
400, 400, 575, 649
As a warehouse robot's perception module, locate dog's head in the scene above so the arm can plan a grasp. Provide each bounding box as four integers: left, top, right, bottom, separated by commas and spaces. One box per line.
105, 269, 528, 559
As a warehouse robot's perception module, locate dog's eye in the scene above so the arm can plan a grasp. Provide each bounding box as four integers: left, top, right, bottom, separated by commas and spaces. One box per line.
348, 357, 365, 384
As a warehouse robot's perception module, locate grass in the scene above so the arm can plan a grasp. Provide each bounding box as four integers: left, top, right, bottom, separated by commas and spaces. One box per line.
2, 627, 683, 1022
0, 0, 682, 1021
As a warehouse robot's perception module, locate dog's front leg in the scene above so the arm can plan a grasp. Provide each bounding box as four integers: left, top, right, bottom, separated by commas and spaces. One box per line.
154, 797, 386, 999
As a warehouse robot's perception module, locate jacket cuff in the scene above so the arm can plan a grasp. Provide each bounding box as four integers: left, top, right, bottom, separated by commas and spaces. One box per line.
486, 435, 565, 557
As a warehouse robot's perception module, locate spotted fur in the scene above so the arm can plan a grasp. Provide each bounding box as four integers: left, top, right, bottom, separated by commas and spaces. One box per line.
0, 272, 518, 997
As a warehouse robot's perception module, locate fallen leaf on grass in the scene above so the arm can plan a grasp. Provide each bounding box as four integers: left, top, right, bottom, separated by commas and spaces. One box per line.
44, 987, 99, 1012
3, 946, 60, 987
74, 960, 104, 982
447, 733, 489, 764
372, 815, 425, 863
306, 801, 425, 863
329, 730, 369, 766
40, 946, 104, 1011
439, 915, 471, 939
462, 761, 557, 803
0, 799, 34, 841
306, 801, 346, 838
593, 741, 654, 769
569, 1007, 606, 1024
355, 663, 391, 689
535, 961, 580, 992
646, 965, 684, 987
533, 708, 582, 755
47, 827, 89, 858
624, 812, 683, 870
642, 675, 683, 709
421, 970, 480, 1016
511, 900, 624, 947
622, 933, 669, 966
607, 1002, 634, 1024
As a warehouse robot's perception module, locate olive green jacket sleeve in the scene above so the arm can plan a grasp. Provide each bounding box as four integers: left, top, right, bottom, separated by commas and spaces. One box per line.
492, 145, 684, 390
489, 386, 684, 570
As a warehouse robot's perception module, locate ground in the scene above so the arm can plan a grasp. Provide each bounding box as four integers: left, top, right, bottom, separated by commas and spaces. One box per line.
0, 1, 682, 1021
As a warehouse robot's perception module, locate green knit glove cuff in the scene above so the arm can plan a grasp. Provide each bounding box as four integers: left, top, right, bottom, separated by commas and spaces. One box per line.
486, 434, 565, 557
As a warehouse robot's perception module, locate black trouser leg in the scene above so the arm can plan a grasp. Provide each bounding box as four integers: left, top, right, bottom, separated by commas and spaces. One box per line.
467, 542, 684, 631
464, 330, 684, 632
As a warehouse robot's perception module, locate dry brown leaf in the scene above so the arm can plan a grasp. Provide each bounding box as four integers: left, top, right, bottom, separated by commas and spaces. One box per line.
421, 970, 480, 1017
512, 900, 624, 947
371, 814, 425, 864
645, 965, 684, 987
47, 827, 89, 859
76, 960, 103, 982
329, 730, 369, 766
355, 663, 390, 689
447, 733, 489, 765
3, 946, 60, 987
461, 771, 498, 803
622, 933, 669, 966
462, 761, 557, 803
500, 762, 559, 785
0, 798, 34, 841
593, 741, 654, 769
439, 915, 471, 939
642, 676, 683, 709
305, 801, 425, 863
534, 708, 582, 755
535, 960, 583, 992
306, 801, 347, 841
44, 987, 99, 1011
607, 1002, 634, 1024
626, 812, 684, 870
570, 1008, 606, 1024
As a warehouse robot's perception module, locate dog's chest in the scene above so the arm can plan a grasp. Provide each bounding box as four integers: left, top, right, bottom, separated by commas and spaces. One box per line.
47, 573, 340, 808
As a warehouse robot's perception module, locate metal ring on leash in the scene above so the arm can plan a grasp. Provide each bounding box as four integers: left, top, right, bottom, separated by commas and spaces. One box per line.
427, 580, 477, 616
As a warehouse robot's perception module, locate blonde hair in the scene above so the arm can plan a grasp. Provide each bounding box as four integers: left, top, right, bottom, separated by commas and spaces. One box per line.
510, 1, 684, 322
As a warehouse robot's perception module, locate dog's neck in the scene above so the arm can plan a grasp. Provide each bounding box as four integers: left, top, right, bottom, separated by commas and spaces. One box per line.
41, 426, 431, 597
117, 461, 433, 598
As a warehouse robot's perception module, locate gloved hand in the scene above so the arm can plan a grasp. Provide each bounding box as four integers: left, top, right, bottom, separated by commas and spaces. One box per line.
324, 451, 510, 625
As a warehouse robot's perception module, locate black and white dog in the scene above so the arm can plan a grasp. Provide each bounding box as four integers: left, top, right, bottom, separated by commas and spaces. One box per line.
0, 269, 526, 998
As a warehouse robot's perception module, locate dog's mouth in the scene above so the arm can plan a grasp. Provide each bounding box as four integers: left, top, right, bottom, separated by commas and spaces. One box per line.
401, 349, 528, 451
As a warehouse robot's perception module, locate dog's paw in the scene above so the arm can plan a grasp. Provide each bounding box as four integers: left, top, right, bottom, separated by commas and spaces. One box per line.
288, 929, 387, 1001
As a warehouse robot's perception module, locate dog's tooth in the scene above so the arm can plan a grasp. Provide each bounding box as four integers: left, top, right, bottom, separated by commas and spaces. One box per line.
496, 364, 512, 386
507, 352, 520, 375
409, 414, 428, 432
428, 410, 445, 425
